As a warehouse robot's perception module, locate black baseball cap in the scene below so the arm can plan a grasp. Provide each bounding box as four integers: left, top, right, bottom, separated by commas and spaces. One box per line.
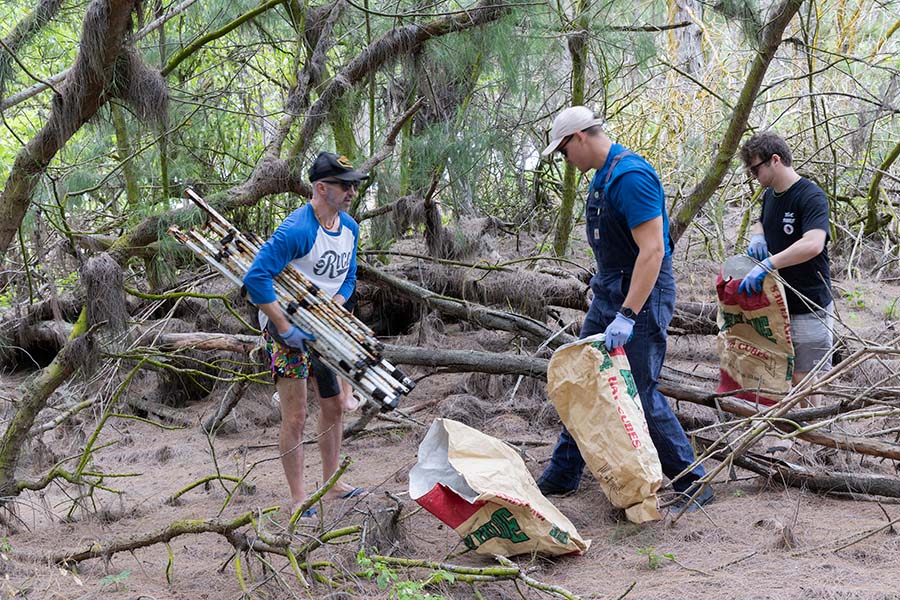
308, 152, 369, 183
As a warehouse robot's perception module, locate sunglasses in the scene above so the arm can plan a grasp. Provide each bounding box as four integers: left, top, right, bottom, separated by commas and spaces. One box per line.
747, 157, 772, 177
557, 134, 574, 158
322, 179, 360, 191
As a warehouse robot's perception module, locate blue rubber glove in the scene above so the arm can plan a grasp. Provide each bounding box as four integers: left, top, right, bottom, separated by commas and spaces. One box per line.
604, 312, 635, 349
737, 258, 774, 296
267, 321, 315, 351
747, 233, 768, 260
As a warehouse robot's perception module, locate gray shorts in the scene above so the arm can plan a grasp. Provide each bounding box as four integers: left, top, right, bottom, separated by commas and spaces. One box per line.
791, 302, 834, 373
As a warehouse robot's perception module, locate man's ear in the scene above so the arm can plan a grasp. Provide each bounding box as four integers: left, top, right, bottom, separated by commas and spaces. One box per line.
770, 154, 781, 167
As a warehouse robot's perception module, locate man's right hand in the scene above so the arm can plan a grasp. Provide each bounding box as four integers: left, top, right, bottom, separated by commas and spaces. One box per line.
747, 233, 768, 260
267, 321, 315, 351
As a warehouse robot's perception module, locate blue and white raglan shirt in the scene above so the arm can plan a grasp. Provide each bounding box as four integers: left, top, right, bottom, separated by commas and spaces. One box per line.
243, 204, 359, 329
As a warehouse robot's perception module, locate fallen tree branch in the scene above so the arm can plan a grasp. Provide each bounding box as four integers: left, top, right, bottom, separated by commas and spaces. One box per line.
662, 379, 900, 461
382, 344, 549, 378
52, 508, 278, 564
695, 436, 900, 498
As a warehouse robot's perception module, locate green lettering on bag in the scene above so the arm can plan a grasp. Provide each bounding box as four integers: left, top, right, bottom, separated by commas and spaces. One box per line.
748, 315, 775, 342
620, 369, 637, 398
722, 312, 776, 343
591, 342, 614, 370
461, 507, 530, 550
548, 525, 570, 544
721, 311, 744, 331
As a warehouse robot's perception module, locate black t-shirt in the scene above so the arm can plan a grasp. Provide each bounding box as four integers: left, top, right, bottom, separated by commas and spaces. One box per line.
759, 177, 832, 314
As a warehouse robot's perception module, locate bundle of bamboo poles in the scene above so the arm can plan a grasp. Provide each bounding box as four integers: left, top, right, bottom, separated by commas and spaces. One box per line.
169, 189, 415, 410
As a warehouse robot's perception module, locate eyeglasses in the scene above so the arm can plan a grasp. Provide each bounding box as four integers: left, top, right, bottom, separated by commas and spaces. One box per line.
322, 179, 360, 191
747, 157, 772, 177
557, 135, 574, 158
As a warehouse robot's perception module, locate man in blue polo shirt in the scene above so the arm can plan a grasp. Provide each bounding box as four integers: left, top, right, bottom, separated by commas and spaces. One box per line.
538, 106, 712, 513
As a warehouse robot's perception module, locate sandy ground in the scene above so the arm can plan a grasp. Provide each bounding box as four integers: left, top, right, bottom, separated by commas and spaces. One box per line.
3, 331, 900, 600
3, 222, 900, 599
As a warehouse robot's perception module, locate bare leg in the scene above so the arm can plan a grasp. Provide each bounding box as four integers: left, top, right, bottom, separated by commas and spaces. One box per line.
313, 379, 355, 498
276, 377, 309, 511
792, 371, 822, 407
339, 378, 360, 412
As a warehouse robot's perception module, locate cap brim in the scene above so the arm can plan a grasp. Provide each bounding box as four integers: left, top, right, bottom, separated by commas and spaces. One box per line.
540, 117, 605, 157
541, 138, 563, 157
333, 170, 369, 181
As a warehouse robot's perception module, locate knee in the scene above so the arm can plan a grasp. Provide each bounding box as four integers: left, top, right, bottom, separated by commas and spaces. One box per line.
319, 397, 343, 422
279, 394, 308, 429
281, 408, 307, 431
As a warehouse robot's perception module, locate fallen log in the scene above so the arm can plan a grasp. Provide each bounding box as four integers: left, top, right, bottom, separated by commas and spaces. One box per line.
659, 380, 900, 462
358, 263, 576, 348
382, 344, 550, 379
391, 262, 589, 314
14, 314, 899, 465
92, 333, 900, 463
696, 437, 900, 498
670, 301, 718, 335
11, 324, 260, 359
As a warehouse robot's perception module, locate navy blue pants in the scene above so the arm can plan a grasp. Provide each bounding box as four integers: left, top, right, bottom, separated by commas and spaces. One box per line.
539, 261, 704, 494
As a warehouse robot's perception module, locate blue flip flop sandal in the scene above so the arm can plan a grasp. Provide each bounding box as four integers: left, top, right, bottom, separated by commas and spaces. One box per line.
340, 487, 365, 499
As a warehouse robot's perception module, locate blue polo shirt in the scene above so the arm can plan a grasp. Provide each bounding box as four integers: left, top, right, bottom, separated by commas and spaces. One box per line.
589, 144, 672, 259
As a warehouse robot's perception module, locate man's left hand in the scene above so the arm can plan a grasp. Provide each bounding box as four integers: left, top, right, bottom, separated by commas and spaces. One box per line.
738, 258, 774, 296
604, 312, 635, 349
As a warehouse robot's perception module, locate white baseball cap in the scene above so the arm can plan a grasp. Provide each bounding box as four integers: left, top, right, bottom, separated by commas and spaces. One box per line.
541, 106, 605, 156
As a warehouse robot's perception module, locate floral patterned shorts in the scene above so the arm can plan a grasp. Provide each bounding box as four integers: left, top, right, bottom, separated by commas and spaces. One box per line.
262, 330, 310, 379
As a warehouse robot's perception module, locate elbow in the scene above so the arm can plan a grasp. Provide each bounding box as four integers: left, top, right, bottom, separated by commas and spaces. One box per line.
804, 241, 825, 261
643, 244, 666, 265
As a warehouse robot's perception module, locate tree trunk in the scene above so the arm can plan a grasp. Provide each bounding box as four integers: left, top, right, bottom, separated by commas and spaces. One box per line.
552, 0, 589, 257
0, 0, 137, 264
110, 102, 139, 207
0, 308, 87, 497
669, 0, 704, 76
864, 137, 900, 235
670, 0, 805, 242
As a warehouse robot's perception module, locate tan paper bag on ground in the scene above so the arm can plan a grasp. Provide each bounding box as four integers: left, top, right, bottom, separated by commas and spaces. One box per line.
547, 333, 662, 523
409, 418, 590, 557
716, 255, 794, 406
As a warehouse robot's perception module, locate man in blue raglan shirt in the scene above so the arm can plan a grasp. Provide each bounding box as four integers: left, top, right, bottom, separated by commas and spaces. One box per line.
244, 151, 366, 517
537, 106, 713, 513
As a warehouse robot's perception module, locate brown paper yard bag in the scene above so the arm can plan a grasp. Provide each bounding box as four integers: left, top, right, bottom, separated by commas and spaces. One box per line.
716, 255, 794, 406
409, 418, 590, 557
547, 333, 663, 523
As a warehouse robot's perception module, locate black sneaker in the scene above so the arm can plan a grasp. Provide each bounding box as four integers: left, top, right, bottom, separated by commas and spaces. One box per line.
537, 478, 578, 497
669, 485, 715, 513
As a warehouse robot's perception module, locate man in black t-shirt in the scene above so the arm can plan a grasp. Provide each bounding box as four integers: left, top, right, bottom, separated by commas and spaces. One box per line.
737, 132, 834, 392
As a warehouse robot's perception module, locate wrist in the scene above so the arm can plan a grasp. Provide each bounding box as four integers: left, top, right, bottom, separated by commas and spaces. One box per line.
619, 307, 637, 321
